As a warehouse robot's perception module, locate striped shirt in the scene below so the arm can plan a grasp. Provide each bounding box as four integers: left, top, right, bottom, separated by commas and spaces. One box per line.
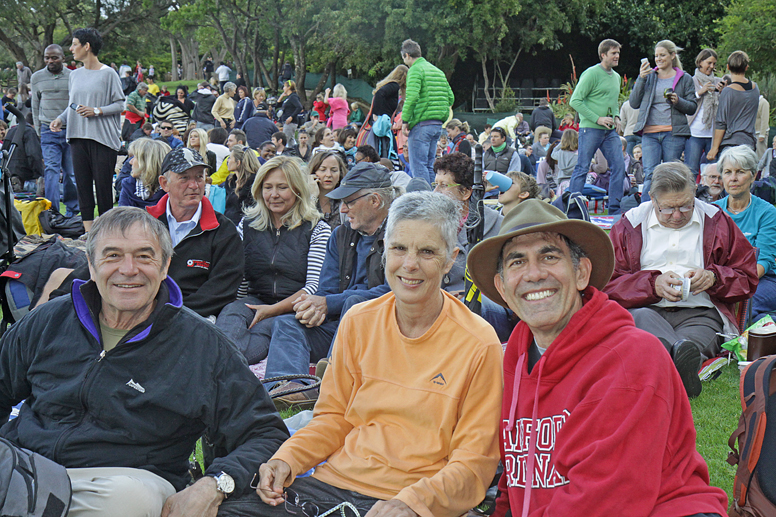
30, 67, 71, 133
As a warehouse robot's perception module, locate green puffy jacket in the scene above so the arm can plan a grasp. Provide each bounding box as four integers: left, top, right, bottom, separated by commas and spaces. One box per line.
402, 57, 454, 129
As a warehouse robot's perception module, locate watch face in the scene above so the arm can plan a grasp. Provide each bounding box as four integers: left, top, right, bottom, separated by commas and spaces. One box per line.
218, 473, 235, 494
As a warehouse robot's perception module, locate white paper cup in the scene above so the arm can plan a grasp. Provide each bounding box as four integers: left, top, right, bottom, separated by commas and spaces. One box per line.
680, 277, 691, 301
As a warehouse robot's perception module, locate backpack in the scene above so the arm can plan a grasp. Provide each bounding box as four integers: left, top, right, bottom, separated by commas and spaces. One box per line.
38, 209, 85, 239
751, 177, 776, 204
0, 437, 71, 516
727, 355, 776, 517
550, 191, 591, 222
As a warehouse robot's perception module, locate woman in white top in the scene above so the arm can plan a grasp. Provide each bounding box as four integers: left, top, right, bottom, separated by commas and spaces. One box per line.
684, 48, 725, 176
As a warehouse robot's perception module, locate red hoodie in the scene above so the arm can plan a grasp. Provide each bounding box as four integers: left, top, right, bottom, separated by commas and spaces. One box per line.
493, 287, 728, 517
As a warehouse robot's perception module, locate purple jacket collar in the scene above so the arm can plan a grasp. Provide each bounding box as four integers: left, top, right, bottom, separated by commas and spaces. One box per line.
72, 276, 183, 345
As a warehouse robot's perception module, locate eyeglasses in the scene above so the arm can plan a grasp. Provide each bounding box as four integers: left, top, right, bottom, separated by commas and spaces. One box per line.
160, 126, 173, 131
431, 182, 461, 190
285, 488, 319, 517
342, 192, 372, 209
655, 201, 694, 215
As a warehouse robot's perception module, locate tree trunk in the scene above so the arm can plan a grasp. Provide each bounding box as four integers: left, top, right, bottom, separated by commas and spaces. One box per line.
178, 37, 200, 81
170, 35, 179, 81
289, 35, 307, 105
480, 55, 496, 112
271, 26, 280, 92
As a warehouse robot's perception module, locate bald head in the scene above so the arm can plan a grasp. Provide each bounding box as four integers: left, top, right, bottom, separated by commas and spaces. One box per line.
44, 45, 65, 74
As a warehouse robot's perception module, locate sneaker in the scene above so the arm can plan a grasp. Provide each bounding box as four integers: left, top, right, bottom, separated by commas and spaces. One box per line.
271, 381, 319, 411
673, 339, 703, 398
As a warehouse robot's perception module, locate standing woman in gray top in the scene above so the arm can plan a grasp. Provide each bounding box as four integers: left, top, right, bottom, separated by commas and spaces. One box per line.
629, 40, 697, 201
50, 28, 125, 231
707, 51, 760, 161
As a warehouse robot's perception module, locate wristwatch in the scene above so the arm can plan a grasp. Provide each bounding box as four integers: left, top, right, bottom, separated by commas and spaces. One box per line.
93, 107, 101, 116
209, 471, 235, 497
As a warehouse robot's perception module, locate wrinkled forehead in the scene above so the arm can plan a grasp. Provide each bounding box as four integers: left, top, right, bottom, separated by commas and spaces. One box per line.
500, 231, 568, 262
93, 222, 162, 255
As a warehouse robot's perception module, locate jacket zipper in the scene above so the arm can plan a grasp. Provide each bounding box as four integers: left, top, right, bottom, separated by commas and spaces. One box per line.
271, 227, 280, 299
51, 349, 106, 462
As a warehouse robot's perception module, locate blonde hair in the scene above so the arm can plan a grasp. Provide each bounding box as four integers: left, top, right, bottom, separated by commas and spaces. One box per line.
656, 40, 684, 70
128, 138, 171, 194
560, 129, 579, 151
445, 118, 470, 134
252, 87, 266, 101
374, 64, 409, 94
332, 83, 347, 99
187, 128, 209, 160
245, 156, 320, 231
229, 146, 260, 192
506, 171, 541, 200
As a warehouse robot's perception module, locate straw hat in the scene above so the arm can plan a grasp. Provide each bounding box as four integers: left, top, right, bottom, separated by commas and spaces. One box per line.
467, 199, 614, 308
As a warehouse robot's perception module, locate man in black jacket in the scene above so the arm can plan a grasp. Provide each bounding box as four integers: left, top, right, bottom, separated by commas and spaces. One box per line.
243, 106, 279, 150
530, 98, 557, 133
190, 81, 218, 130
0, 206, 288, 517
146, 147, 243, 318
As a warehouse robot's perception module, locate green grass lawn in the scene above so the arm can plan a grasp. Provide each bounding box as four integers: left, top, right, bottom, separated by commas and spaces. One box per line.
692, 361, 742, 502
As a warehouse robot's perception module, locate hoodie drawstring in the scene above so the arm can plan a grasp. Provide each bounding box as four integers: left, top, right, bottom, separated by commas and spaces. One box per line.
505, 354, 526, 433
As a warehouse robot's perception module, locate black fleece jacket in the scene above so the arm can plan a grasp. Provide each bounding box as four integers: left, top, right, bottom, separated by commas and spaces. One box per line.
0, 278, 288, 494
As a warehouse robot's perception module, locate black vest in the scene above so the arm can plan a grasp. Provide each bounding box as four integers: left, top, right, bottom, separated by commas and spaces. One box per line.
243, 219, 314, 303
336, 224, 386, 293
483, 147, 516, 173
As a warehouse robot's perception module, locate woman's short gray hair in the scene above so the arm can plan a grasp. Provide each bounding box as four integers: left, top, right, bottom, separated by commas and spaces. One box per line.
223, 82, 236, 93
385, 191, 459, 260
649, 161, 696, 198
86, 207, 173, 267
719, 145, 758, 176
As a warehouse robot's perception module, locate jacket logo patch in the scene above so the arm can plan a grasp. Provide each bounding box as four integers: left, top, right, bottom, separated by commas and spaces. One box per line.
126, 379, 145, 393
187, 259, 210, 270
431, 373, 446, 386
503, 410, 570, 489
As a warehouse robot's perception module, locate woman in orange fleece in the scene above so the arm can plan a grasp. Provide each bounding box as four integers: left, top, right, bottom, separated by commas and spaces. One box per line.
218, 191, 503, 517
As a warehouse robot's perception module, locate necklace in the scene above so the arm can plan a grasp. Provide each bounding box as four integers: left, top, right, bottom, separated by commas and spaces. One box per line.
728, 198, 751, 215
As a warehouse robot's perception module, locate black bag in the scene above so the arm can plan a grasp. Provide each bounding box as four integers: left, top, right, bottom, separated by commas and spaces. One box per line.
38, 209, 85, 239
0, 437, 71, 516
751, 177, 776, 204
550, 191, 591, 221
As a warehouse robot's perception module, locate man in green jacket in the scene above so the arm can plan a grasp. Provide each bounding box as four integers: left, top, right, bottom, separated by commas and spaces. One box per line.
568, 38, 627, 215
401, 39, 454, 183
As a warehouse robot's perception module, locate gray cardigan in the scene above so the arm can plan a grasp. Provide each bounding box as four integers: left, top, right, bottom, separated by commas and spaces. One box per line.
629, 68, 697, 137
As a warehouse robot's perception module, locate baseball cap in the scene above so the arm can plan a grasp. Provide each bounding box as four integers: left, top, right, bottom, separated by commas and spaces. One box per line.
326, 162, 393, 200
161, 147, 208, 174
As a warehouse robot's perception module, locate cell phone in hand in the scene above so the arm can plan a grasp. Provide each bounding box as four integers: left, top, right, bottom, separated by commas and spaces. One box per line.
69, 103, 81, 111
641, 58, 650, 68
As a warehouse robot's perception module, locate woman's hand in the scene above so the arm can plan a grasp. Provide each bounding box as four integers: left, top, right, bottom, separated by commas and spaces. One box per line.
639, 60, 653, 79
667, 92, 679, 105
219, 120, 227, 129
286, 117, 293, 125
246, 303, 277, 328
49, 118, 63, 132
76, 106, 96, 117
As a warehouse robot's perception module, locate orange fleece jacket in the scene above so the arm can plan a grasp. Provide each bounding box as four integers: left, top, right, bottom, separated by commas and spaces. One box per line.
272, 291, 503, 517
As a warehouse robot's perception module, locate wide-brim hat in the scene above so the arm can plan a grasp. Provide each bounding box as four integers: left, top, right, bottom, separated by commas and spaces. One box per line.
467, 199, 614, 308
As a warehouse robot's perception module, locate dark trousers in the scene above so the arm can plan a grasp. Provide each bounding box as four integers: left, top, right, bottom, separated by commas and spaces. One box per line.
70, 138, 118, 221
218, 476, 380, 516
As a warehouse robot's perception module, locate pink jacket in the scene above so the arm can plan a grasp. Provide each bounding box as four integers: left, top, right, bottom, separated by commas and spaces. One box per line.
605, 200, 758, 332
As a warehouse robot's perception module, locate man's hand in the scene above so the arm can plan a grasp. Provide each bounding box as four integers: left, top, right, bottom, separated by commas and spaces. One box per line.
256, 459, 293, 506
161, 477, 223, 517
49, 118, 63, 132
75, 106, 96, 117
655, 271, 683, 302
286, 117, 293, 125
596, 116, 614, 129
686, 268, 715, 295
614, 116, 623, 134
293, 294, 327, 328
365, 499, 419, 517
706, 147, 718, 161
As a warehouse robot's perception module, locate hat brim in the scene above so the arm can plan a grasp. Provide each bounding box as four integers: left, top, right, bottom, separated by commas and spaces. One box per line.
467, 219, 614, 309
326, 185, 361, 200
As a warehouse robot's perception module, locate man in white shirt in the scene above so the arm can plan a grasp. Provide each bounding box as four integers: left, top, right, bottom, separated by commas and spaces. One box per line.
605, 161, 758, 397
215, 62, 232, 94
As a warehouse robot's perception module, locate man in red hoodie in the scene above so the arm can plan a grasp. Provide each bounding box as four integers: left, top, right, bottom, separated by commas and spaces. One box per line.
467, 200, 728, 517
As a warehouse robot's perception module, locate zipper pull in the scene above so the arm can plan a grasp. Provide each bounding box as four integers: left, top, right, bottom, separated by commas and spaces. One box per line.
98, 350, 106, 362
276, 227, 280, 237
